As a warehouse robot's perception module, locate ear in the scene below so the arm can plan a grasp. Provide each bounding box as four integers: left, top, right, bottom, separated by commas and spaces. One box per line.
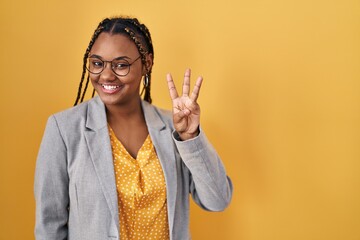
142, 53, 153, 74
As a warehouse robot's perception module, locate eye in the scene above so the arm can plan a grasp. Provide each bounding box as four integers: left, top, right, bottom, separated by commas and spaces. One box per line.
113, 61, 130, 70
90, 59, 103, 68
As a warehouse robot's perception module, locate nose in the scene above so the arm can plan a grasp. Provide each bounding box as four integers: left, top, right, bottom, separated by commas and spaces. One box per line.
100, 62, 116, 81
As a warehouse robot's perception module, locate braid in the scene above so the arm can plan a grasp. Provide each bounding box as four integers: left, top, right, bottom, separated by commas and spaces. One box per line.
125, 18, 154, 103
124, 27, 152, 103
80, 75, 90, 102
74, 17, 155, 105
73, 19, 110, 106
127, 18, 153, 48
142, 22, 153, 103
144, 75, 152, 103
124, 27, 148, 64
73, 56, 88, 106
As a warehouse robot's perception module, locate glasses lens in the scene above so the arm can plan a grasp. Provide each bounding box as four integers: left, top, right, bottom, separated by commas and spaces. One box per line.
112, 59, 130, 76
87, 58, 104, 74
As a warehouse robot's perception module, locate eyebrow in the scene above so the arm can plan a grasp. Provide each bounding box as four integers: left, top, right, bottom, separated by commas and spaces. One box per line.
88, 54, 131, 61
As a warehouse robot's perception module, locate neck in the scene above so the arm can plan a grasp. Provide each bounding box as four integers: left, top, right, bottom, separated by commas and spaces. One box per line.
105, 97, 144, 122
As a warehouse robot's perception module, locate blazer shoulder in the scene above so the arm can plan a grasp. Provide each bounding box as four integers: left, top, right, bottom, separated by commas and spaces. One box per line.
49, 97, 103, 136
52, 100, 90, 124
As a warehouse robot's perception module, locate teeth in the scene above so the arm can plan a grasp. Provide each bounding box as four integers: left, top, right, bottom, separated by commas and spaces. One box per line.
102, 84, 119, 90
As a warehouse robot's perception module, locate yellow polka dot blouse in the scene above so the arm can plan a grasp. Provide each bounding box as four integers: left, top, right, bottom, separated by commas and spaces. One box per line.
109, 127, 170, 240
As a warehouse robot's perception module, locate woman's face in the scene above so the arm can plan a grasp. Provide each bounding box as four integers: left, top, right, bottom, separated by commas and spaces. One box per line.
89, 32, 146, 107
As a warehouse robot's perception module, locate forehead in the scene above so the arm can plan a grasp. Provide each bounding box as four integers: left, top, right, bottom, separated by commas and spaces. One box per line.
90, 32, 138, 58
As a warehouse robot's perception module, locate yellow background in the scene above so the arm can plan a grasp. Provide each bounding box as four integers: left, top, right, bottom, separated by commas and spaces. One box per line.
0, 0, 359, 239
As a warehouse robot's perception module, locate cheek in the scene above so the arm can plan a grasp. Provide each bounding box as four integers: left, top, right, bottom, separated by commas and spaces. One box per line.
89, 74, 100, 83
89, 74, 100, 82
132, 64, 145, 81
122, 71, 143, 84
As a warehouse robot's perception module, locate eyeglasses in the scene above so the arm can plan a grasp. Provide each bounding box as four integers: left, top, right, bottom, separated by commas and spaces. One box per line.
86, 55, 141, 76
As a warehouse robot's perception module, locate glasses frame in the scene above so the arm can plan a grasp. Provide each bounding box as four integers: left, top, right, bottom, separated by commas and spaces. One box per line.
86, 55, 142, 77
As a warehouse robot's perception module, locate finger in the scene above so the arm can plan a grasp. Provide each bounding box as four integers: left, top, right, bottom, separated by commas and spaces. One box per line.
173, 108, 190, 123
190, 76, 203, 102
182, 68, 191, 96
166, 73, 179, 100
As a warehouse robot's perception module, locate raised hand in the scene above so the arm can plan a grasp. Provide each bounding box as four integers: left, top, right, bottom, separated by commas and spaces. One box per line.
166, 69, 203, 141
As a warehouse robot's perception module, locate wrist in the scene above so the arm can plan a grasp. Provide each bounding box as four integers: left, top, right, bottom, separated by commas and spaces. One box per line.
178, 127, 200, 141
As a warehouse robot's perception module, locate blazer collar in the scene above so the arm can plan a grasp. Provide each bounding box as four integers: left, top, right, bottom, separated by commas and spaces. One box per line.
85, 96, 166, 132
85, 96, 107, 131
141, 100, 166, 131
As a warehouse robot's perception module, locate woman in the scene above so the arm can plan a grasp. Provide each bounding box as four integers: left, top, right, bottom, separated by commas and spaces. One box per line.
34, 17, 233, 240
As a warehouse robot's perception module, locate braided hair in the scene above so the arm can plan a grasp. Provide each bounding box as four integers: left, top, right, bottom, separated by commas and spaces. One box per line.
73, 17, 154, 106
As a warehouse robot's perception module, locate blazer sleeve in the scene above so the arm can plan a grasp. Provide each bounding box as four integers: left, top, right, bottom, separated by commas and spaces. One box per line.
173, 129, 233, 211
34, 115, 69, 240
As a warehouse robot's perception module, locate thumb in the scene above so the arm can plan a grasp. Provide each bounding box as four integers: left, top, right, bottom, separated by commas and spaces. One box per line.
173, 109, 190, 123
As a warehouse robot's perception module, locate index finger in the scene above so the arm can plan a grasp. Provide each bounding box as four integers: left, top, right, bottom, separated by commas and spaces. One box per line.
190, 76, 203, 102
166, 73, 179, 100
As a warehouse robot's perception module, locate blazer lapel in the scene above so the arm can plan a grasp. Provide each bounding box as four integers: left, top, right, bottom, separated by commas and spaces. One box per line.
84, 97, 119, 231
82, 97, 176, 234
141, 101, 177, 233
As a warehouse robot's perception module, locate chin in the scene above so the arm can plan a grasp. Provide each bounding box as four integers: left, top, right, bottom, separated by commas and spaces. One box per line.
97, 92, 140, 107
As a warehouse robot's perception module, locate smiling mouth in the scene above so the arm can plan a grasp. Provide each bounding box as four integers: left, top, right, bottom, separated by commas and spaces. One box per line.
101, 84, 120, 90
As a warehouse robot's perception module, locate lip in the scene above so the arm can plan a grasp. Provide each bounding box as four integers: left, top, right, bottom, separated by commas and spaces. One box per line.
99, 83, 123, 94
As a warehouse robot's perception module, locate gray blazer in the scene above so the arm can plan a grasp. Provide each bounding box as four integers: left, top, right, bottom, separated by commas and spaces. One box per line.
34, 96, 233, 240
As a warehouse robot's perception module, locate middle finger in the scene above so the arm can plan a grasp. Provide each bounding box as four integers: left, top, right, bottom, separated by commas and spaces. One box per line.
182, 68, 191, 96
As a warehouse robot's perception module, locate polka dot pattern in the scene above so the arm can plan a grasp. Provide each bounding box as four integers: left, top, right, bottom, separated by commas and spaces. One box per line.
109, 127, 170, 240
